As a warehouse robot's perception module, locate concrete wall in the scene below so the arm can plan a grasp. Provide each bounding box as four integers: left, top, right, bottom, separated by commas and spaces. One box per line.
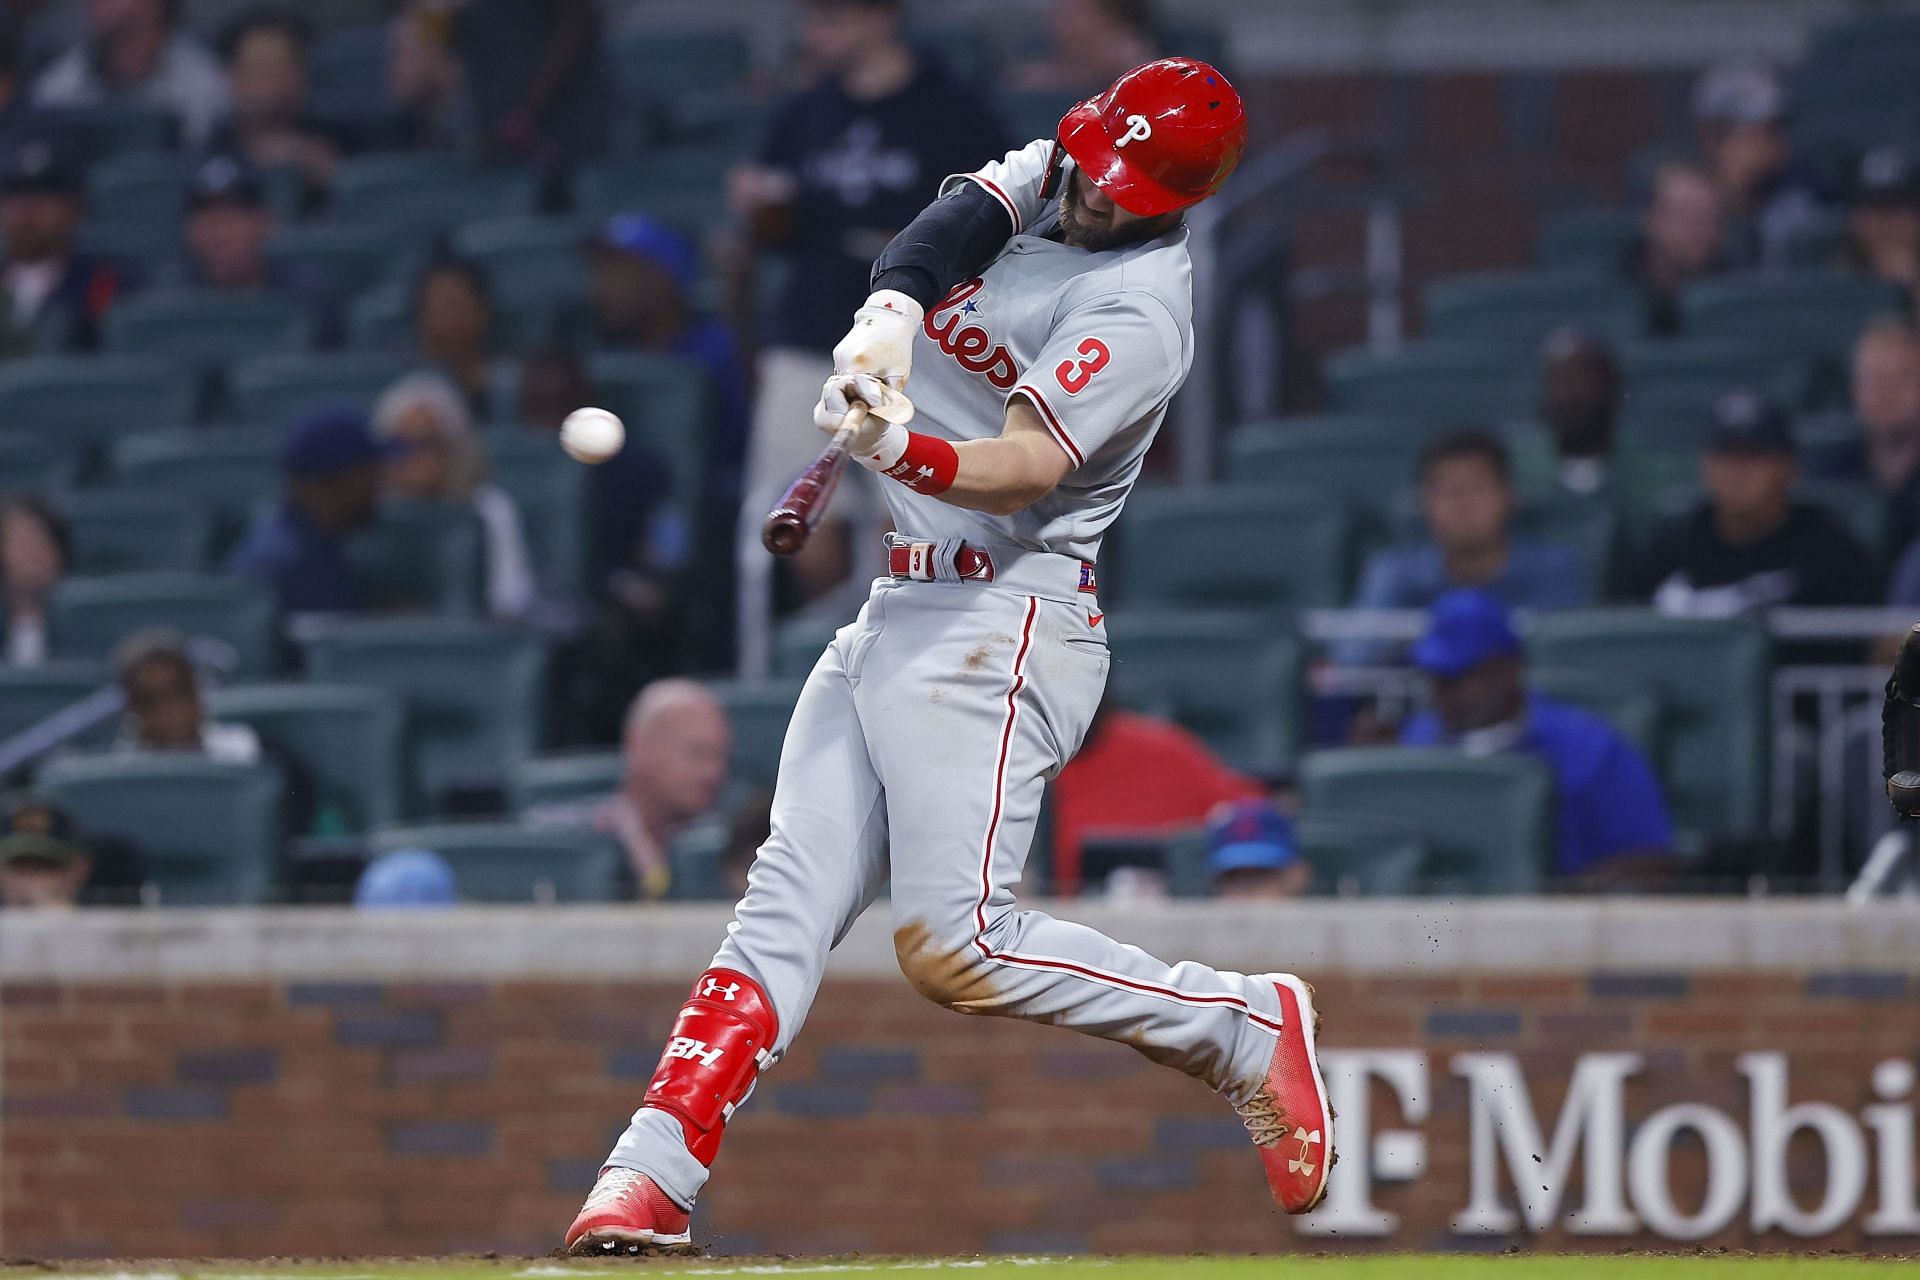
4, 902, 1919, 1258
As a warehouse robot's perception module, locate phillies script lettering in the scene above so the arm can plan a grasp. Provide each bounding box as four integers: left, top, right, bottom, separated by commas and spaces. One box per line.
926, 278, 1018, 390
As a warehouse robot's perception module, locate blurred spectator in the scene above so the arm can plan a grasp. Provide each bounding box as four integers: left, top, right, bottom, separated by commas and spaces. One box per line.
1336, 430, 1588, 666
721, 788, 773, 900
449, 0, 610, 179
110, 627, 262, 761
1205, 799, 1310, 900
0, 794, 90, 908
386, 1, 462, 150
1, 494, 67, 666
1009, 0, 1159, 96
1637, 160, 1727, 332
354, 847, 459, 909
1537, 328, 1622, 497
1853, 320, 1920, 560
0, 131, 124, 352
371, 371, 535, 620
225, 407, 390, 614
213, 8, 340, 213
1845, 145, 1920, 306
413, 257, 496, 417
1629, 390, 1878, 617
1689, 59, 1822, 266
0, 19, 37, 161
529, 679, 732, 900
1400, 589, 1674, 884
32, 0, 231, 147
177, 152, 339, 345
732, 0, 1008, 606
1050, 697, 1262, 896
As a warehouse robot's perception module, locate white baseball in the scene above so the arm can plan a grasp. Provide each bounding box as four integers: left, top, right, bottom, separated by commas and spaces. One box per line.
560, 407, 625, 463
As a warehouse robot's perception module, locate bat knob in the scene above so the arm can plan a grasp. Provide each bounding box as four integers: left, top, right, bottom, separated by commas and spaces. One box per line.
762, 515, 806, 557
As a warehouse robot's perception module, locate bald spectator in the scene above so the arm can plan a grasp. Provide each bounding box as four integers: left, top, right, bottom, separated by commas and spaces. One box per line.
1537, 328, 1622, 497
1854, 321, 1920, 560
1637, 161, 1728, 332
531, 680, 732, 901
1010, 0, 1159, 96
33, 0, 231, 147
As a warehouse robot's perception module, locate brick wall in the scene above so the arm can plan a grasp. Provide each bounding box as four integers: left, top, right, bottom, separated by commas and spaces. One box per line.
6, 963, 1919, 1258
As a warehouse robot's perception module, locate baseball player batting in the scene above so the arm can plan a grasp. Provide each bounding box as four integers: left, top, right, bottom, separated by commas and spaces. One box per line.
566, 58, 1333, 1254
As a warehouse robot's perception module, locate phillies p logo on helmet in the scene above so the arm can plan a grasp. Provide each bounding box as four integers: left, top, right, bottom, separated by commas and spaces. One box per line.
1115, 114, 1153, 148
1055, 57, 1249, 217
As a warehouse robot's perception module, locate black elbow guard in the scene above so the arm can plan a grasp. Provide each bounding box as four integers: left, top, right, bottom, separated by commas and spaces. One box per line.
870, 180, 1017, 310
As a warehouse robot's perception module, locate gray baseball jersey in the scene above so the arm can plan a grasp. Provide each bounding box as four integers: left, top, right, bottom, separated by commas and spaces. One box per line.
602, 143, 1290, 1213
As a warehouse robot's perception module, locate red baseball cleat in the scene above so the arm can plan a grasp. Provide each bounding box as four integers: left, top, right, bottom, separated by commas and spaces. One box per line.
1234, 973, 1335, 1214
564, 1167, 694, 1255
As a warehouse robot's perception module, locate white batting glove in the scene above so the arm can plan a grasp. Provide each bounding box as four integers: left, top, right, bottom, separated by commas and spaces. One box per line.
831, 289, 922, 422
814, 373, 911, 453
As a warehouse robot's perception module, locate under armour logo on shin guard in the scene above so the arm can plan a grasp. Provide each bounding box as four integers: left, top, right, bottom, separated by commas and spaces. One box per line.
700, 978, 741, 1001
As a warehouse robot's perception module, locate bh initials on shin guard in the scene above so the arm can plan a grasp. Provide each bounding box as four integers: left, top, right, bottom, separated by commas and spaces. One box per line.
644, 968, 778, 1166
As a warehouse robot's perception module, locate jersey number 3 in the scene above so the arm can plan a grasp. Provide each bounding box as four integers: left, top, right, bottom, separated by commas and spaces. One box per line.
1054, 338, 1111, 396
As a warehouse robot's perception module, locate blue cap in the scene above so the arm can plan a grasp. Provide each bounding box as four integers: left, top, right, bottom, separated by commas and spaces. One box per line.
1206, 800, 1299, 876
1410, 588, 1524, 678
592, 213, 698, 292
354, 849, 459, 909
280, 406, 399, 479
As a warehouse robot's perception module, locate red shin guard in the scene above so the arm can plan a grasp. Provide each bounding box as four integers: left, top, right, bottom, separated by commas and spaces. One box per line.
642, 968, 779, 1167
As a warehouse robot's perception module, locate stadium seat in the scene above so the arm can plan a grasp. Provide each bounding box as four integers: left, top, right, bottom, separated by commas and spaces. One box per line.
1105, 610, 1306, 769
1112, 486, 1350, 609
1616, 340, 1815, 443
1294, 814, 1431, 897
1322, 340, 1534, 423
86, 151, 194, 230
607, 28, 750, 101
450, 216, 591, 323
998, 88, 1080, 149
667, 820, 731, 902
1534, 207, 1640, 274
44, 103, 178, 156
0, 357, 194, 450
49, 572, 278, 675
103, 292, 315, 370
266, 223, 428, 301
331, 153, 538, 232
0, 661, 115, 751
1224, 415, 1437, 519
346, 500, 486, 617
508, 751, 622, 815
575, 154, 728, 234
111, 429, 280, 551
1679, 274, 1909, 362
37, 755, 285, 904
1300, 747, 1554, 893
370, 822, 623, 902
1526, 610, 1770, 838
207, 683, 406, 832
703, 677, 806, 788
228, 352, 420, 426
1795, 478, 1888, 555
586, 353, 709, 515
772, 615, 846, 679
0, 430, 81, 493
1528, 667, 1662, 761
306, 24, 392, 128
1421, 269, 1648, 346
1793, 15, 1920, 153
297, 617, 547, 806
481, 430, 589, 596
57, 490, 213, 574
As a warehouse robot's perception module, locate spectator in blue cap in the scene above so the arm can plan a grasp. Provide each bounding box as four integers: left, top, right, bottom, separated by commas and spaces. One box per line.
354, 848, 459, 909
1206, 800, 1310, 900
1399, 589, 1674, 885
224, 406, 392, 615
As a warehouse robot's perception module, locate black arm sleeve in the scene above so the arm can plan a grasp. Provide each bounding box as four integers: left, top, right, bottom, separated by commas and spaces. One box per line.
869, 179, 1017, 310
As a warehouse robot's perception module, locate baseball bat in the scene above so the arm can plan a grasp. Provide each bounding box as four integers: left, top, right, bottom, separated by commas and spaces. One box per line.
762, 402, 866, 557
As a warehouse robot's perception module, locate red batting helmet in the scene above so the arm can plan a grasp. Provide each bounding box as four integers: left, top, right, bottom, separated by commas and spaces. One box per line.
1056, 57, 1247, 217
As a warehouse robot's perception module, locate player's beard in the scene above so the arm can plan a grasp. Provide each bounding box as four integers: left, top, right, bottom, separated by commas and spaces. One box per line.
1057, 177, 1183, 251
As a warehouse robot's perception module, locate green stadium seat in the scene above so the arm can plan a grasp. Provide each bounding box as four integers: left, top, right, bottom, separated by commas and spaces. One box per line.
44, 103, 178, 156
103, 292, 314, 369
37, 755, 285, 904
1422, 269, 1647, 346
0, 661, 114, 749
346, 500, 485, 617
1300, 747, 1554, 893
1294, 814, 1430, 897
370, 822, 623, 902
111, 429, 279, 551
266, 223, 427, 300
660, 91, 771, 152
451, 215, 591, 320
306, 24, 390, 123
228, 352, 419, 426
1795, 478, 1888, 555
86, 151, 194, 229
772, 614, 846, 679
0, 430, 80, 493
331, 153, 538, 231
607, 28, 750, 100
73, 220, 180, 271
703, 677, 806, 788
1534, 208, 1640, 274
508, 751, 622, 815
575, 154, 728, 235
57, 490, 212, 574
50, 572, 278, 675
1323, 340, 1533, 423
298, 617, 547, 805
1529, 667, 1662, 761
1616, 340, 1815, 443
207, 683, 406, 832
1224, 415, 1436, 519
586, 353, 709, 515
997, 88, 1079, 149
1106, 610, 1306, 770
1112, 486, 1350, 609
0, 357, 194, 448
1526, 610, 1770, 838
1679, 273, 1909, 362
481, 431, 588, 596
667, 820, 731, 902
